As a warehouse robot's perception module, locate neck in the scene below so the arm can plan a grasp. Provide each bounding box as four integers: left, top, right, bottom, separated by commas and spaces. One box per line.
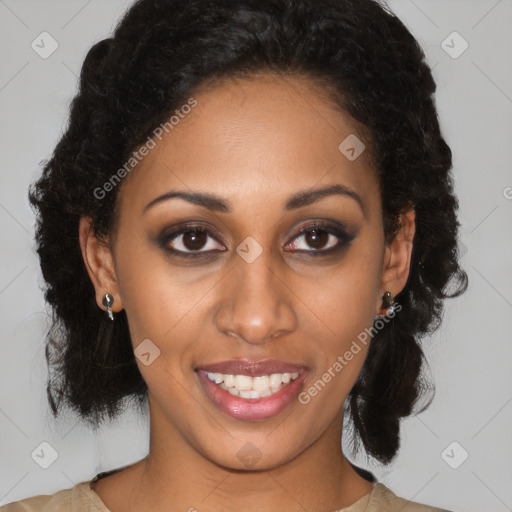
121, 405, 375, 511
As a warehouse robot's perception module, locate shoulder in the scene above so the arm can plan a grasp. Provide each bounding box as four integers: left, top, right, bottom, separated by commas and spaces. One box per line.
0, 482, 108, 512
365, 483, 454, 512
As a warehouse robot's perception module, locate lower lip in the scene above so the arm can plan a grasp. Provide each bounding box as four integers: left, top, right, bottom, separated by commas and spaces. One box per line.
197, 369, 307, 421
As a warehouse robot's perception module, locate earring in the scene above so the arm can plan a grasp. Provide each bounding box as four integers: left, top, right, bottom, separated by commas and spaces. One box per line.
102, 293, 115, 321
381, 291, 394, 316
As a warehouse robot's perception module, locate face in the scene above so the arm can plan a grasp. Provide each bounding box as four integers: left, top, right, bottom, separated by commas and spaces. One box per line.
81, 72, 414, 472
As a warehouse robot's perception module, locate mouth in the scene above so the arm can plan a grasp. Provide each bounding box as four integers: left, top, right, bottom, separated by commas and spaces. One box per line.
196, 359, 308, 421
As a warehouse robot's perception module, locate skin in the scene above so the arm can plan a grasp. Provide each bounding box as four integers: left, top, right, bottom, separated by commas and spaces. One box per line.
79, 72, 415, 512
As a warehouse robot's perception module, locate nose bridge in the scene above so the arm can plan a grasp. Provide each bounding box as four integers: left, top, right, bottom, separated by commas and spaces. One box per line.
216, 245, 297, 344
235, 249, 279, 305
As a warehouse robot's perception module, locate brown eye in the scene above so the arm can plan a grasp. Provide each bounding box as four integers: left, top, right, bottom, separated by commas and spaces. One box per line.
303, 228, 330, 250
182, 229, 208, 251
286, 221, 355, 255
160, 226, 225, 256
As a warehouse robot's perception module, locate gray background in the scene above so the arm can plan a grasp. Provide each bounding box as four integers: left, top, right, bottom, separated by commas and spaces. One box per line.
0, 1, 511, 510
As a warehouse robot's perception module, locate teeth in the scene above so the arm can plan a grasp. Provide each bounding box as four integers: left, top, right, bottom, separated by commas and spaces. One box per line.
240, 390, 261, 399
206, 371, 300, 399
223, 374, 235, 387
252, 375, 269, 392
269, 373, 282, 390
234, 375, 252, 391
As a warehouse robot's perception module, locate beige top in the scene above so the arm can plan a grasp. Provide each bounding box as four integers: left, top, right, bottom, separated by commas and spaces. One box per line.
0, 465, 452, 512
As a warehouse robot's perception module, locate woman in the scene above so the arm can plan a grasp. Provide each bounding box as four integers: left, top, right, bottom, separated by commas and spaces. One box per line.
1, 0, 467, 510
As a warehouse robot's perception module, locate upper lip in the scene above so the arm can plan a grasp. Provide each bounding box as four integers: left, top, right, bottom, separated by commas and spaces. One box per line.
196, 358, 308, 376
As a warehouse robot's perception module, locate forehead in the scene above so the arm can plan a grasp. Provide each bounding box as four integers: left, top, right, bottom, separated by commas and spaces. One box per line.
118, 72, 378, 216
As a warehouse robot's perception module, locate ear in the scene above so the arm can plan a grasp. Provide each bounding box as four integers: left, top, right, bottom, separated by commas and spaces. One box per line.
79, 216, 124, 315
376, 209, 415, 315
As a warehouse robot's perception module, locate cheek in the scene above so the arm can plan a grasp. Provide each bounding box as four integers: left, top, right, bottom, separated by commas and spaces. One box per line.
113, 244, 223, 398
120, 272, 219, 348
300, 239, 382, 398
312, 238, 382, 335
113, 234, 195, 340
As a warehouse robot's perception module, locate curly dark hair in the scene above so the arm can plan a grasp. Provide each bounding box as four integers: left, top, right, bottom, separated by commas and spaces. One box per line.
28, 0, 467, 465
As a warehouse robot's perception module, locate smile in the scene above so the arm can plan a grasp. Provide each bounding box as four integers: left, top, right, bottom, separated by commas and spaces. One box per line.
196, 359, 308, 421
206, 371, 300, 398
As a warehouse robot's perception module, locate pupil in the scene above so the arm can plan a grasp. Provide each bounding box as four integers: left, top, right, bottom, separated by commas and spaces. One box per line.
184, 229, 207, 250
306, 229, 328, 249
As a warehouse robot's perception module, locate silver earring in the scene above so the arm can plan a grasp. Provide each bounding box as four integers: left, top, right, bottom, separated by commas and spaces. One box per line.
374, 291, 394, 320
102, 293, 114, 321
381, 291, 394, 317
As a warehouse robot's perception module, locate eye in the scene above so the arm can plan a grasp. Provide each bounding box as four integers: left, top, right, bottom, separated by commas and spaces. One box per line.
160, 225, 225, 257
285, 221, 354, 255
159, 220, 355, 259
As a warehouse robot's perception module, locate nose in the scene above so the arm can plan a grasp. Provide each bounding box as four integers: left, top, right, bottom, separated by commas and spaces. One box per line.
214, 252, 298, 346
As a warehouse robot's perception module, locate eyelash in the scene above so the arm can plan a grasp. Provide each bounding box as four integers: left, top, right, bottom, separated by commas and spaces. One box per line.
158, 221, 355, 259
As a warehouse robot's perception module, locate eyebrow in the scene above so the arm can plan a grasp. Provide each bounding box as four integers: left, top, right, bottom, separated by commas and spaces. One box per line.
143, 184, 365, 216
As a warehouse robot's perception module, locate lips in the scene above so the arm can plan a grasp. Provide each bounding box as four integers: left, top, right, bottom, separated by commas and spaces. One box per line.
197, 358, 307, 376
195, 359, 309, 421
